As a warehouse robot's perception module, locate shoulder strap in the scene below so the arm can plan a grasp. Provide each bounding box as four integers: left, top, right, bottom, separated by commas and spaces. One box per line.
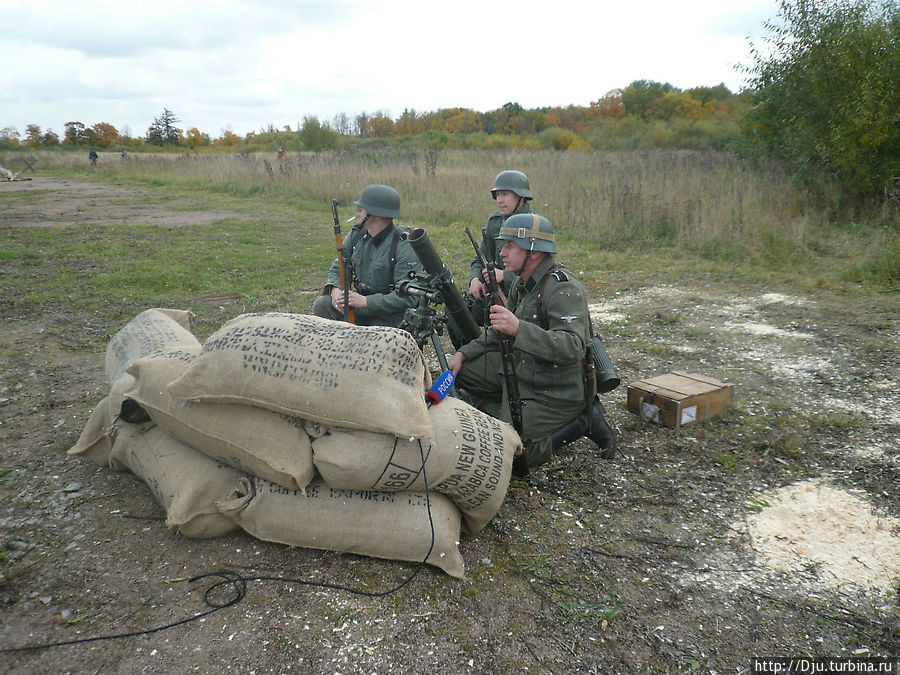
387, 228, 401, 291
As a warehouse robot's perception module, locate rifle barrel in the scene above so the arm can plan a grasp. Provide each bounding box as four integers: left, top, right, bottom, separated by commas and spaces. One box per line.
331, 200, 355, 324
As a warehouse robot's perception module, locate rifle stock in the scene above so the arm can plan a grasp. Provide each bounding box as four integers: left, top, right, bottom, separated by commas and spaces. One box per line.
331, 199, 355, 324
465, 228, 528, 475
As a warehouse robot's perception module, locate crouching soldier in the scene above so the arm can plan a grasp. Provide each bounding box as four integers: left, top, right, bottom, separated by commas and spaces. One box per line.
447, 213, 615, 472
312, 184, 422, 328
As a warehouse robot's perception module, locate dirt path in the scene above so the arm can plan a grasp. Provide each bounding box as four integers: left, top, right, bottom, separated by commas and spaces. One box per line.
0, 177, 241, 228
1, 179, 898, 673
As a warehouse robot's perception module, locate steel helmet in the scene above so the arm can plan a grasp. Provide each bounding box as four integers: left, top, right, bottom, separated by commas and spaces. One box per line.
354, 184, 402, 219
491, 170, 532, 200
498, 213, 556, 253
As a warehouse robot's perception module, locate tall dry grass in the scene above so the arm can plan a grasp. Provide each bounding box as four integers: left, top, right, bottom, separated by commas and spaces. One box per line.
4, 148, 897, 287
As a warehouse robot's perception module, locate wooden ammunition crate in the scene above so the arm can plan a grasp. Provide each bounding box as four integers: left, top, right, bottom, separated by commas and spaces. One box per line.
626, 371, 734, 429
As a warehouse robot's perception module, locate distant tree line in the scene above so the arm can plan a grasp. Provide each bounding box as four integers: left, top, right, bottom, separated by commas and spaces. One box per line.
0, 80, 745, 153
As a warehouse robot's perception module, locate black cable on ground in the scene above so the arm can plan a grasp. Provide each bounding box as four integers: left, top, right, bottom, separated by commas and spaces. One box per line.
1, 441, 436, 655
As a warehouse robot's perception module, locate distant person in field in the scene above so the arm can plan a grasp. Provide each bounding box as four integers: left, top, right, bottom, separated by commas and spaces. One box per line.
277, 148, 286, 159
311, 184, 422, 328
88, 148, 99, 166
121, 147, 128, 160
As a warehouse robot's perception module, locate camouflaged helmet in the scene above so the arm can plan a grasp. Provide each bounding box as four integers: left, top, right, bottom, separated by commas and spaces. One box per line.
498, 213, 556, 253
490, 170, 532, 200
354, 184, 402, 219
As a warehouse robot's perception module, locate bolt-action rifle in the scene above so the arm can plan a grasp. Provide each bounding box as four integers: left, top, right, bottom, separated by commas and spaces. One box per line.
465, 227, 528, 476
331, 199, 355, 324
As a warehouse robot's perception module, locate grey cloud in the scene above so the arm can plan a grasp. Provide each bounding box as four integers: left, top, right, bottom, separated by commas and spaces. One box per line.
1, 0, 355, 58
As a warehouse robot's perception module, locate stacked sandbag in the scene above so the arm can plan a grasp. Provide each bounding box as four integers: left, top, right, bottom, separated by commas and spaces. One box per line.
124, 349, 314, 491
166, 312, 433, 439
308, 396, 520, 534
69, 307, 201, 470
216, 477, 465, 578
105, 308, 198, 385
69, 309, 243, 538
110, 423, 240, 539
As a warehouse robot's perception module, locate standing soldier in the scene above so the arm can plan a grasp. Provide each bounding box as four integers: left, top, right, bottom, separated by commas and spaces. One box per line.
463, 170, 534, 335
312, 184, 422, 328
448, 213, 616, 470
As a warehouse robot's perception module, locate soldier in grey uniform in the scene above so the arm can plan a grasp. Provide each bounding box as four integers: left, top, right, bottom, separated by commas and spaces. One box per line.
448, 213, 615, 469
463, 170, 534, 337
312, 184, 421, 328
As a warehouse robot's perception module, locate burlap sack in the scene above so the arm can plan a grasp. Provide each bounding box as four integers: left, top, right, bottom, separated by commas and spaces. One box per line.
310, 396, 518, 534
109, 423, 241, 539
68, 397, 115, 467
105, 308, 199, 385
167, 313, 433, 439
216, 477, 464, 578
125, 350, 314, 491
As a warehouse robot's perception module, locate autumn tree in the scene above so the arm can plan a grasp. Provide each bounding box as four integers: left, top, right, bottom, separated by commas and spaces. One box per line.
394, 109, 425, 136
588, 91, 627, 122
443, 109, 482, 134
184, 127, 209, 148
363, 113, 394, 137
25, 125, 43, 147
216, 130, 240, 147
648, 91, 704, 120
91, 122, 119, 147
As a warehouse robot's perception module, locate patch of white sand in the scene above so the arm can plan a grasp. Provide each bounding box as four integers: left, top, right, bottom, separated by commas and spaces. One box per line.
724, 321, 814, 340
745, 479, 900, 593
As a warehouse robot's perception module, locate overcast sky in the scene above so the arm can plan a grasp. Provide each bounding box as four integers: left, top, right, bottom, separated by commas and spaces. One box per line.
1, 0, 780, 139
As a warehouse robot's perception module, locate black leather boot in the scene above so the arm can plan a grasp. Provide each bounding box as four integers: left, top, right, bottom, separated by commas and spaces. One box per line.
588, 400, 617, 459
549, 411, 588, 453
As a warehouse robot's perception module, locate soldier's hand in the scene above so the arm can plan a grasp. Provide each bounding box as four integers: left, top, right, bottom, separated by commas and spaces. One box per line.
469, 277, 486, 301
489, 268, 505, 285
347, 290, 367, 309
489, 304, 519, 337
448, 351, 466, 376
330, 287, 345, 312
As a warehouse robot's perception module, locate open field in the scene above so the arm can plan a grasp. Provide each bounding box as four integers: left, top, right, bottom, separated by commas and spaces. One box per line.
1, 160, 898, 673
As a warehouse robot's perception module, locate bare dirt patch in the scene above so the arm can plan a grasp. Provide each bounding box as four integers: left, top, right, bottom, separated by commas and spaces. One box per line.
1, 183, 898, 673
0, 177, 241, 228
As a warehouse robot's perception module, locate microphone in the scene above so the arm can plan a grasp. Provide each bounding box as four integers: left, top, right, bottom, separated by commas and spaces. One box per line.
425, 370, 455, 407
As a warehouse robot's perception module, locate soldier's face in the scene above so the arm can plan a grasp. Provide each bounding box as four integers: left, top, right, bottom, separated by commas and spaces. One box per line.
495, 190, 521, 216
355, 205, 367, 224
499, 239, 526, 273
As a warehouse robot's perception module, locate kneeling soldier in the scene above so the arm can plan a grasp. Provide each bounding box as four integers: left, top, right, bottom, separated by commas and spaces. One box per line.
448, 213, 615, 470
